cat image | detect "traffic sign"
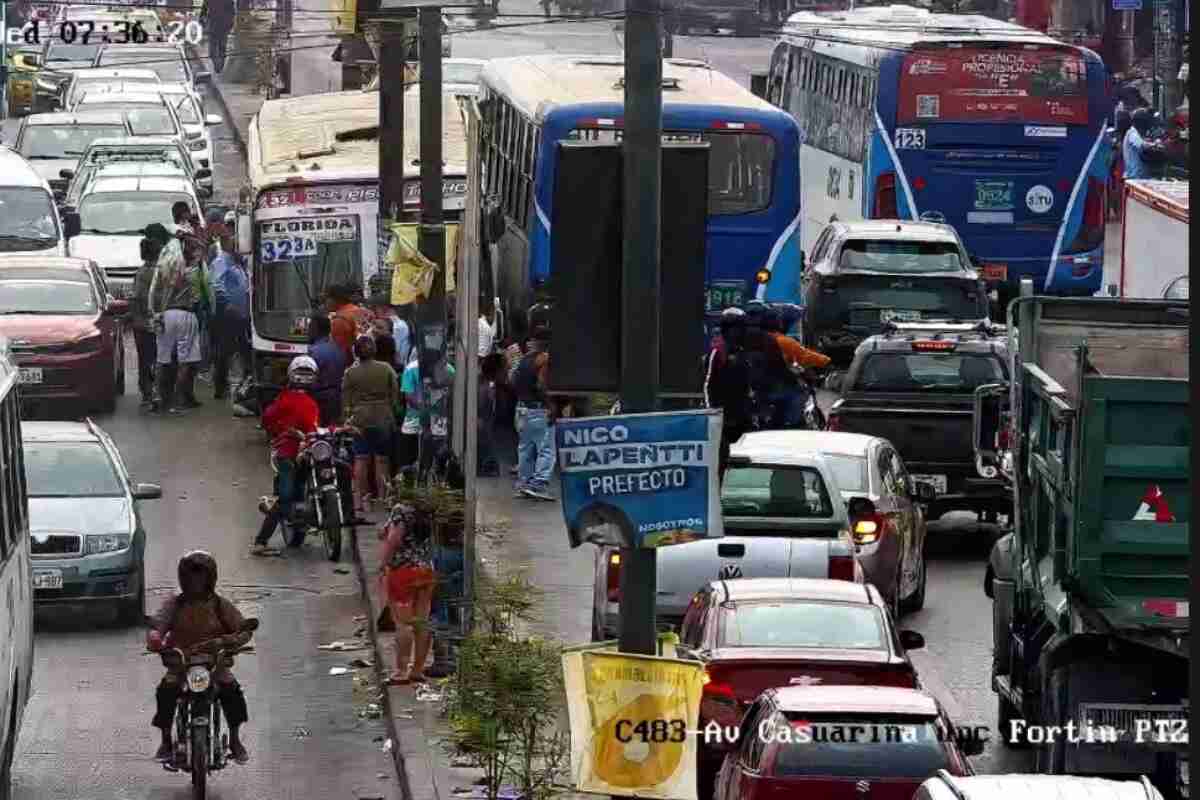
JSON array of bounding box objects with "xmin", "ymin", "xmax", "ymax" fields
[{"xmin": 1113, "ymin": 0, "xmax": 1143, "ymax": 9}]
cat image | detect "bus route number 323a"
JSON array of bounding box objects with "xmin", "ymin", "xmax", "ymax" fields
[{"xmin": 261, "ymin": 237, "xmax": 318, "ymax": 262}]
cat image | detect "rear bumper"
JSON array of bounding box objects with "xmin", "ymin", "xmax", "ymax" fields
[
  {"xmin": 908, "ymin": 465, "xmax": 1008, "ymax": 516},
  {"xmin": 990, "ymin": 243, "xmax": 1105, "ymax": 296},
  {"xmin": 13, "ymin": 349, "xmax": 115, "ymax": 404}
]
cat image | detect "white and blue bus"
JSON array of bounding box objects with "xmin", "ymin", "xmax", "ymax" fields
[
  {"xmin": 0, "ymin": 339, "xmax": 33, "ymax": 797},
  {"xmin": 766, "ymin": 5, "xmax": 1111, "ymax": 300},
  {"xmin": 476, "ymin": 54, "xmax": 803, "ymax": 328}
]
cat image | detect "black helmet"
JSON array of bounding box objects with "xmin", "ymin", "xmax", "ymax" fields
[
  {"xmin": 743, "ymin": 301, "xmax": 767, "ymax": 327},
  {"xmin": 761, "ymin": 306, "xmax": 784, "ymax": 332},
  {"xmin": 718, "ymin": 307, "xmax": 746, "ymax": 333},
  {"xmin": 1131, "ymin": 107, "xmax": 1155, "ymax": 134},
  {"xmin": 178, "ymin": 550, "xmax": 218, "ymax": 595},
  {"xmin": 528, "ymin": 302, "xmax": 552, "ymax": 332}
]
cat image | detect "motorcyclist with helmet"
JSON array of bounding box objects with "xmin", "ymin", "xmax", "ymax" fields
[
  {"xmin": 1124, "ymin": 107, "xmax": 1167, "ymax": 180},
  {"xmin": 147, "ymin": 551, "xmax": 254, "ymax": 764},
  {"xmin": 703, "ymin": 308, "xmax": 753, "ymax": 476},
  {"xmin": 761, "ymin": 305, "xmax": 830, "ymax": 427},
  {"xmin": 251, "ymin": 356, "xmax": 321, "ymax": 554}
]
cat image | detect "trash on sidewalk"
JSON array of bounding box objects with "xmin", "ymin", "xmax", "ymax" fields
[
  {"xmin": 451, "ymin": 785, "xmax": 523, "ymax": 799},
  {"xmin": 318, "ymin": 641, "xmax": 368, "ymax": 651},
  {"xmin": 415, "ymin": 684, "xmax": 443, "ymax": 702},
  {"xmin": 382, "ymin": 738, "xmax": 393, "ymax": 753},
  {"xmin": 449, "ymin": 754, "xmax": 474, "ymax": 767},
  {"xmin": 353, "ymin": 615, "xmax": 367, "ymax": 622},
  {"xmin": 348, "ymin": 657, "xmax": 374, "ymax": 668},
  {"xmin": 329, "ymin": 667, "xmax": 351, "ymax": 676},
  {"xmin": 292, "ymin": 727, "xmax": 311, "ymax": 738},
  {"xmin": 359, "ymin": 703, "xmax": 383, "ymax": 719}
]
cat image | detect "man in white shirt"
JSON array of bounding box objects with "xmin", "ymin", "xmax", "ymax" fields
[{"xmin": 478, "ymin": 309, "xmax": 495, "ymax": 358}]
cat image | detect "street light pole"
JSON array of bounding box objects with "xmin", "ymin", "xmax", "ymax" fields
[{"xmin": 617, "ymin": 0, "xmax": 663, "ymax": 658}]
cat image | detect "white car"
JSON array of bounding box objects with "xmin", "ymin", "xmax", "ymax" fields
[
  {"xmin": 72, "ymin": 88, "xmax": 188, "ymax": 148},
  {"xmin": 155, "ymin": 83, "xmax": 222, "ymax": 169},
  {"xmin": 365, "ymin": 58, "xmax": 486, "ymax": 97},
  {"xmin": 60, "ymin": 68, "xmax": 162, "ymax": 111},
  {"xmin": 64, "ymin": 161, "xmax": 204, "ymax": 297},
  {"xmin": 93, "ymin": 43, "xmax": 209, "ymax": 92}
]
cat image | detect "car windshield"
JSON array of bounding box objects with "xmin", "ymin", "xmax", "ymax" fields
[
  {"xmin": 0, "ymin": 280, "xmax": 96, "ymax": 314},
  {"xmin": 721, "ymin": 466, "xmax": 834, "ymax": 517},
  {"xmin": 854, "ymin": 353, "xmax": 1004, "ymax": 393},
  {"xmin": 719, "ymin": 602, "xmax": 885, "ymax": 648},
  {"xmin": 0, "ymin": 187, "xmax": 60, "ymax": 248},
  {"xmin": 125, "ymin": 107, "xmax": 177, "ymax": 136},
  {"xmin": 166, "ymin": 93, "xmax": 201, "ymax": 124},
  {"xmin": 97, "ymin": 50, "xmax": 188, "ymax": 82},
  {"xmin": 79, "ymin": 190, "xmax": 193, "ymax": 235},
  {"xmin": 24, "ymin": 442, "xmax": 124, "ymax": 497},
  {"xmin": 839, "ymin": 240, "xmax": 966, "ymax": 273},
  {"xmin": 20, "ymin": 124, "xmax": 126, "ymax": 159},
  {"xmin": 45, "ymin": 41, "xmax": 102, "ymax": 62},
  {"xmin": 771, "ymin": 714, "xmax": 951, "ymax": 778},
  {"xmin": 444, "ymin": 62, "xmax": 483, "ymax": 84},
  {"xmin": 822, "ymin": 454, "xmax": 867, "ymax": 493}
]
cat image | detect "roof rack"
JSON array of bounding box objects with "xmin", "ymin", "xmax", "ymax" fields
[{"xmin": 880, "ymin": 318, "xmax": 1005, "ymax": 339}]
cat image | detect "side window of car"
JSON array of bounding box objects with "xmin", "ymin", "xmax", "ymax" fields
[
  {"xmin": 738, "ymin": 702, "xmax": 768, "ymax": 769},
  {"xmin": 878, "ymin": 448, "xmax": 899, "ymax": 497},
  {"xmin": 890, "ymin": 451, "xmax": 911, "ymax": 496},
  {"xmin": 679, "ymin": 590, "xmax": 708, "ymax": 648}
]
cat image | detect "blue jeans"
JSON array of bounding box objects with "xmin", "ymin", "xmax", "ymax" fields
[
  {"xmin": 767, "ymin": 388, "xmax": 807, "ymax": 428},
  {"xmin": 515, "ymin": 404, "xmax": 555, "ymax": 490},
  {"xmin": 256, "ymin": 458, "xmax": 304, "ymax": 546}
]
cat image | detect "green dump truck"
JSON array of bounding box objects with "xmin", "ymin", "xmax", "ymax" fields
[{"xmin": 975, "ymin": 284, "xmax": 1189, "ymax": 799}]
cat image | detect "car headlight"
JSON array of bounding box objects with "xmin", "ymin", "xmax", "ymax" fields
[
  {"xmin": 187, "ymin": 666, "xmax": 211, "ymax": 693},
  {"xmin": 309, "ymin": 440, "xmax": 333, "ymax": 462},
  {"xmin": 189, "ymin": 139, "xmax": 206, "ymax": 151},
  {"xmin": 85, "ymin": 533, "xmax": 130, "ymax": 555}
]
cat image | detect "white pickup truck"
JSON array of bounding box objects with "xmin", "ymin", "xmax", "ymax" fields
[
  {"xmin": 1114, "ymin": 179, "xmax": 1189, "ymax": 299},
  {"xmin": 590, "ymin": 446, "xmax": 861, "ymax": 641}
]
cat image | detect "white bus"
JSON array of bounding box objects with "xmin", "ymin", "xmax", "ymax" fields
[
  {"xmin": 0, "ymin": 338, "xmax": 34, "ymax": 797},
  {"xmin": 235, "ymin": 88, "xmax": 468, "ymax": 407}
]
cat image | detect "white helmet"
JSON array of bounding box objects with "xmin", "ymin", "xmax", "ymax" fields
[{"xmin": 287, "ymin": 355, "xmax": 318, "ymax": 387}]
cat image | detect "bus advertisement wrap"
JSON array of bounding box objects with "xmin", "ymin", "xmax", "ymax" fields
[
  {"xmin": 555, "ymin": 410, "xmax": 724, "ymax": 549},
  {"xmin": 562, "ymin": 649, "xmax": 704, "ymax": 800},
  {"xmin": 898, "ymin": 49, "xmax": 1088, "ymax": 125}
]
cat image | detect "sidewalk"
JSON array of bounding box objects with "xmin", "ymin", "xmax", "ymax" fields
[{"xmin": 352, "ymin": 428, "xmax": 591, "ymax": 800}]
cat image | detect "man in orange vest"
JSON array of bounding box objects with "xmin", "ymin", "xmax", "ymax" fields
[{"xmin": 324, "ymin": 283, "xmax": 368, "ymax": 358}]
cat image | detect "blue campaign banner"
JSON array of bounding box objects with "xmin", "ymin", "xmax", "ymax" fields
[{"xmin": 556, "ymin": 410, "xmax": 725, "ymax": 549}]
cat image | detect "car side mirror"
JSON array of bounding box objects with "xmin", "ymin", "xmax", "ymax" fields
[
  {"xmin": 132, "ymin": 482, "xmax": 162, "ymax": 500},
  {"xmin": 972, "ymin": 383, "xmax": 1008, "ymax": 475},
  {"xmin": 59, "ymin": 168, "xmax": 75, "ymax": 181},
  {"xmin": 899, "ymin": 630, "xmax": 925, "ymax": 651},
  {"xmin": 194, "ymin": 168, "xmax": 212, "ymax": 181},
  {"xmin": 798, "ymin": 249, "xmax": 806, "ymax": 272},
  {"xmin": 53, "ymin": 190, "xmax": 66, "ymax": 204},
  {"xmin": 62, "ymin": 211, "xmax": 81, "ymax": 239},
  {"xmin": 205, "ymin": 113, "xmax": 222, "ymax": 126},
  {"xmin": 912, "ymin": 481, "xmax": 937, "ymax": 503},
  {"xmin": 194, "ymin": 71, "xmax": 212, "ymax": 84},
  {"xmin": 240, "ymin": 617, "xmax": 260, "ymax": 632},
  {"xmin": 104, "ymin": 298, "xmax": 130, "ymax": 316}
]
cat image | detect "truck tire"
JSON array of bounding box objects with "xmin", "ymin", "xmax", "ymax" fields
[{"xmin": 1035, "ymin": 666, "xmax": 1068, "ymax": 773}]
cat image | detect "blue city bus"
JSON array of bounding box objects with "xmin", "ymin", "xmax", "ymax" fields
[
  {"xmin": 475, "ymin": 54, "xmax": 803, "ymax": 331},
  {"xmin": 765, "ymin": 5, "xmax": 1112, "ymax": 300}
]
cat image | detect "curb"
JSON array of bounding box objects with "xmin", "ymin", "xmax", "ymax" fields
[
  {"xmin": 350, "ymin": 522, "xmax": 416, "ymax": 800},
  {"xmin": 187, "ymin": 44, "xmax": 249, "ymax": 159}
]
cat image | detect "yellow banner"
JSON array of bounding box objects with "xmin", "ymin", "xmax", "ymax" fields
[
  {"xmin": 562, "ymin": 650, "xmax": 703, "ymax": 800},
  {"xmin": 387, "ymin": 222, "xmax": 458, "ymax": 306}
]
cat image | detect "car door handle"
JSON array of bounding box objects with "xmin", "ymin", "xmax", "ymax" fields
[{"xmin": 717, "ymin": 543, "xmax": 745, "ymax": 558}]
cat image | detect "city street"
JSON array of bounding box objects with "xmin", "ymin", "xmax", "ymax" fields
[{"xmin": 1, "ymin": 3, "xmax": 1156, "ymax": 792}]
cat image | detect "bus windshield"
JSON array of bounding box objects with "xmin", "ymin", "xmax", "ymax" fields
[
  {"xmin": 253, "ymin": 215, "xmax": 362, "ymax": 340},
  {"xmin": 568, "ymin": 128, "xmax": 775, "ymax": 215},
  {"xmin": 898, "ymin": 47, "xmax": 1088, "ymax": 125}
]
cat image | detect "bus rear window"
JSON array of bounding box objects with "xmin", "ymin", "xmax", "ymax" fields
[
  {"xmin": 898, "ymin": 48, "xmax": 1088, "ymax": 125},
  {"xmin": 569, "ymin": 128, "xmax": 774, "ymax": 215}
]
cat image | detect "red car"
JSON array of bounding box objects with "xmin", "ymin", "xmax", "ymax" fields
[
  {"xmin": 714, "ymin": 685, "xmax": 978, "ymax": 800},
  {"xmin": 679, "ymin": 578, "xmax": 926, "ymax": 799},
  {"xmin": 0, "ymin": 256, "xmax": 127, "ymax": 412}
]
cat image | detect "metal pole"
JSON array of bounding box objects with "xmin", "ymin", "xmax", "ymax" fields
[
  {"xmin": 378, "ymin": 18, "xmax": 409, "ymax": 221},
  {"xmin": 415, "ymin": 6, "xmax": 446, "ymax": 476},
  {"xmin": 2, "ymin": 0, "xmax": 8, "ymax": 123},
  {"xmin": 617, "ymin": 0, "xmax": 663, "ymax": 658},
  {"xmin": 1116, "ymin": 9, "xmax": 1136, "ymax": 74}
]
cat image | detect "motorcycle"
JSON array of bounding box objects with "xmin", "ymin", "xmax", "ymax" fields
[
  {"xmin": 267, "ymin": 427, "xmax": 357, "ymax": 561},
  {"xmin": 151, "ymin": 617, "xmax": 259, "ymax": 800}
]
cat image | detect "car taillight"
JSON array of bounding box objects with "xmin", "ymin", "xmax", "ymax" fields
[
  {"xmin": 997, "ymin": 425, "xmax": 1012, "ymax": 451},
  {"xmin": 605, "ymin": 551, "xmax": 621, "ymax": 602},
  {"xmin": 874, "ymin": 172, "xmax": 898, "ymax": 218},
  {"xmin": 851, "ymin": 513, "xmax": 887, "ymax": 546},
  {"xmin": 700, "ymin": 670, "xmax": 740, "ymax": 728},
  {"xmin": 828, "ymin": 555, "xmax": 855, "ymax": 581},
  {"xmin": 826, "ymin": 414, "xmax": 841, "ymax": 431},
  {"xmin": 1067, "ymin": 176, "xmax": 1105, "ymax": 253}
]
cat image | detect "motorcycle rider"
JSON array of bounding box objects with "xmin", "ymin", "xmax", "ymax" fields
[
  {"xmin": 761, "ymin": 306, "xmax": 830, "ymax": 428},
  {"xmin": 703, "ymin": 308, "xmax": 753, "ymax": 476},
  {"xmin": 251, "ymin": 357, "xmax": 321, "ymax": 554},
  {"xmin": 147, "ymin": 551, "xmax": 253, "ymax": 764},
  {"xmin": 741, "ymin": 302, "xmax": 801, "ymax": 428},
  {"xmin": 1123, "ymin": 107, "xmax": 1166, "ymax": 180}
]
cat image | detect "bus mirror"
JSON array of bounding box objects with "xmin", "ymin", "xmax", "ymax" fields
[
  {"xmin": 236, "ymin": 213, "xmax": 252, "ymax": 255},
  {"xmin": 750, "ymin": 71, "xmax": 768, "ymax": 99},
  {"xmin": 798, "ymin": 250, "xmax": 806, "ymax": 271}
]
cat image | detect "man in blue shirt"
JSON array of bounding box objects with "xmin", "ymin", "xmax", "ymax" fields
[
  {"xmin": 308, "ymin": 314, "xmax": 348, "ymax": 426},
  {"xmin": 208, "ymin": 225, "xmax": 251, "ymax": 400},
  {"xmin": 1123, "ymin": 108, "xmax": 1163, "ymax": 180}
]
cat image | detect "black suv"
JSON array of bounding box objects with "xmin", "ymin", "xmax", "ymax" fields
[{"xmin": 825, "ymin": 321, "xmax": 1009, "ymax": 522}]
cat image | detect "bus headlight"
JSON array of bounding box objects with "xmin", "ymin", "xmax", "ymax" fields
[{"xmin": 755, "ymin": 268, "xmax": 771, "ymax": 284}]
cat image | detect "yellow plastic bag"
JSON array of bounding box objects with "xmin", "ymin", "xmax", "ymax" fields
[{"xmin": 387, "ymin": 223, "xmax": 460, "ymax": 306}]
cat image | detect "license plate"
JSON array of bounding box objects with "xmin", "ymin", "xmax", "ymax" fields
[
  {"xmin": 980, "ymin": 263, "xmax": 1008, "ymax": 282},
  {"xmin": 18, "ymin": 368, "xmax": 43, "ymax": 384},
  {"xmin": 706, "ymin": 282, "xmax": 745, "ymax": 312},
  {"xmin": 880, "ymin": 309, "xmax": 921, "ymax": 323},
  {"xmin": 911, "ymin": 474, "xmax": 947, "ymax": 494},
  {"xmin": 33, "ymin": 569, "xmax": 62, "ymax": 590}
]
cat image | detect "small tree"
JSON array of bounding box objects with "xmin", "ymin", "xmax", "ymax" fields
[{"xmin": 443, "ymin": 573, "xmax": 568, "ymax": 800}]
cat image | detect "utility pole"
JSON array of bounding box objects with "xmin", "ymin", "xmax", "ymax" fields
[
  {"xmin": 617, "ymin": 0, "xmax": 663, "ymax": 657},
  {"xmin": 1, "ymin": 0, "xmax": 8, "ymax": 123},
  {"xmin": 378, "ymin": 17, "xmax": 410, "ymax": 221},
  {"xmin": 415, "ymin": 5, "xmax": 447, "ymax": 476}
]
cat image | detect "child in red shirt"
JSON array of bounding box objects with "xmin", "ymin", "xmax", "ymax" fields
[{"xmin": 253, "ymin": 357, "xmax": 320, "ymax": 553}]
